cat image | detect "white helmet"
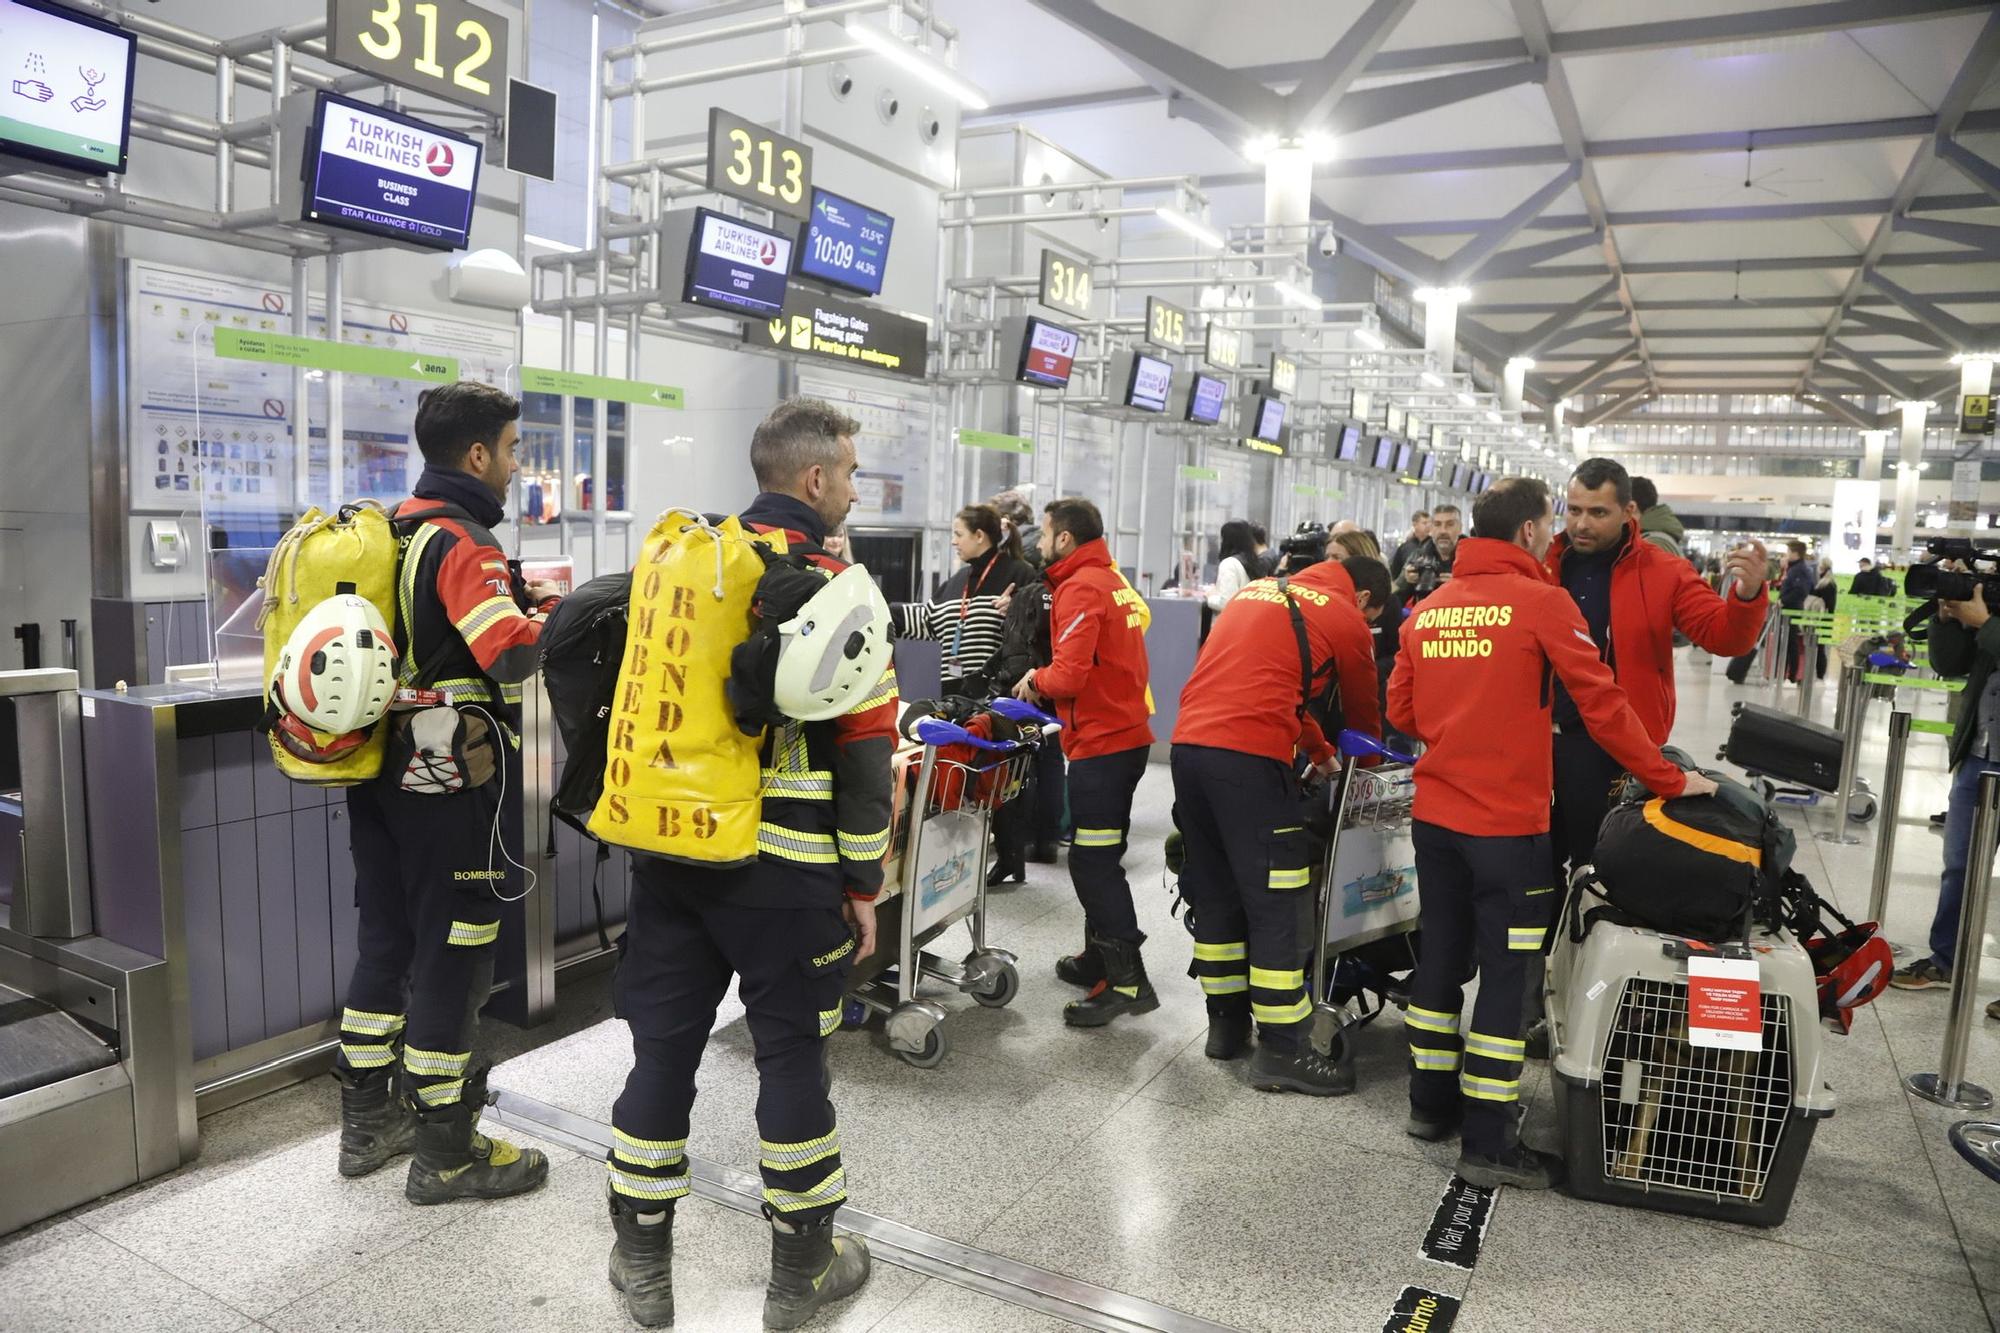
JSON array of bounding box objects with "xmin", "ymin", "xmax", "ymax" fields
[
  {"xmin": 271, "ymin": 594, "xmax": 399, "ymax": 738},
  {"xmin": 773, "ymin": 564, "xmax": 893, "ymax": 722}
]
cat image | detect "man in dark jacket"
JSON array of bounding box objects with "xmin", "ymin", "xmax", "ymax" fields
[
  {"xmin": 1390, "ymin": 510, "xmax": 1431, "ymax": 583},
  {"xmin": 1778, "ymin": 541, "xmax": 1816, "ymax": 681},
  {"xmin": 1851, "ymin": 559, "xmax": 1894, "ymax": 598},
  {"xmin": 1891, "ymin": 583, "xmax": 2000, "ymax": 1022}
]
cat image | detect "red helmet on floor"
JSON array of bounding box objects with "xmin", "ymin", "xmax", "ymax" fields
[{"xmin": 1808, "ymin": 923, "xmax": 1892, "ymax": 1034}]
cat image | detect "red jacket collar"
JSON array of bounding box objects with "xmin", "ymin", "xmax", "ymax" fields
[
  {"xmin": 1545, "ymin": 517, "xmax": 1639, "ymax": 575},
  {"xmin": 1453, "ymin": 537, "xmax": 1556, "ymax": 584},
  {"xmin": 1290, "ymin": 558, "xmax": 1357, "ymax": 601},
  {"xmin": 1046, "ymin": 537, "xmax": 1113, "ymax": 587}
]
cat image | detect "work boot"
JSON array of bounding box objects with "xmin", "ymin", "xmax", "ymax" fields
[
  {"xmin": 763, "ymin": 1212, "xmax": 870, "ymax": 1331},
  {"xmin": 1054, "ymin": 935, "xmax": 1105, "ymax": 989},
  {"xmin": 987, "ymin": 855, "xmax": 1026, "ymax": 887},
  {"xmin": 1249, "ymin": 1040, "xmax": 1354, "ymax": 1096},
  {"xmin": 404, "ymin": 1068, "xmax": 550, "ymax": 1205},
  {"xmin": 1027, "ymin": 841, "xmax": 1060, "ymax": 864},
  {"xmin": 607, "ymin": 1194, "xmax": 675, "ymax": 1328},
  {"xmin": 1456, "ymin": 1143, "xmax": 1563, "ymax": 1191},
  {"xmin": 1204, "ymin": 1000, "xmax": 1252, "ymax": 1060},
  {"xmin": 1063, "ymin": 936, "xmax": 1159, "ymax": 1027},
  {"xmin": 1406, "ymin": 1110, "xmax": 1462, "ymax": 1143},
  {"xmin": 1524, "ymin": 1020, "xmax": 1551, "ymax": 1061},
  {"xmin": 333, "ymin": 1063, "xmax": 417, "ymax": 1178}
]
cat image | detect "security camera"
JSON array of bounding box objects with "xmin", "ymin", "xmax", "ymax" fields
[{"xmin": 1317, "ymin": 228, "xmax": 1339, "ymax": 258}]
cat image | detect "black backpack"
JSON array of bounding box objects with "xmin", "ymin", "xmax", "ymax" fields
[
  {"xmin": 1585, "ymin": 767, "xmax": 1797, "ymax": 942},
  {"xmin": 537, "ymin": 571, "xmax": 632, "ymax": 835}
]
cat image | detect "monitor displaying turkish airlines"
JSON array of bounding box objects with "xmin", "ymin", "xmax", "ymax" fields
[
  {"xmin": 1185, "ymin": 373, "xmax": 1227, "ymax": 424},
  {"xmin": 1371, "ymin": 436, "xmax": 1396, "ymax": 469},
  {"xmin": 1252, "ymin": 396, "xmax": 1287, "ymax": 443},
  {"xmin": 1125, "ymin": 354, "xmax": 1174, "ymax": 413},
  {"xmin": 1394, "ymin": 441, "xmax": 1414, "ymax": 473},
  {"xmin": 1336, "ymin": 423, "xmax": 1361, "ymax": 462},
  {"xmin": 302, "ymin": 93, "xmax": 482, "ymax": 251},
  {"xmin": 682, "ymin": 207, "xmax": 793, "ymax": 317},
  {"xmin": 1016, "ymin": 317, "xmax": 1081, "ymax": 388}
]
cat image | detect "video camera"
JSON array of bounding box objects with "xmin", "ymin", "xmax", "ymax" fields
[
  {"xmin": 1276, "ymin": 522, "xmax": 1329, "ymax": 573},
  {"xmin": 1904, "ymin": 538, "xmax": 2000, "ymax": 634}
]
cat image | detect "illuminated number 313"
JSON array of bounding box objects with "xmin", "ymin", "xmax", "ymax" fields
[{"xmin": 725, "ymin": 128, "xmax": 806, "ymax": 205}]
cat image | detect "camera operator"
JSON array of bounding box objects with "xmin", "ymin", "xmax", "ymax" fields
[
  {"xmin": 1397, "ymin": 503, "xmax": 1461, "ymax": 603},
  {"xmin": 1274, "ymin": 522, "xmax": 1332, "ymax": 576},
  {"xmin": 1891, "ymin": 569, "xmax": 2000, "ymax": 1020}
]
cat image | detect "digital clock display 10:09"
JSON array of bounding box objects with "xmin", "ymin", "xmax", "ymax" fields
[{"xmin": 795, "ymin": 187, "xmax": 895, "ymax": 297}]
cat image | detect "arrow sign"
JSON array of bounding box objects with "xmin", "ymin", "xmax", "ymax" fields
[
  {"xmin": 518, "ymin": 367, "xmax": 686, "ymax": 409},
  {"xmin": 213, "ymin": 327, "xmax": 458, "ymax": 381}
]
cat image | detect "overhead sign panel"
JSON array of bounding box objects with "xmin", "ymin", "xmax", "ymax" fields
[
  {"xmin": 302, "ymin": 93, "xmax": 482, "ymax": 251},
  {"xmin": 519, "ymin": 367, "xmax": 684, "ymax": 408},
  {"xmin": 746, "ymin": 288, "xmax": 929, "ymax": 380},
  {"xmin": 1203, "ymin": 322, "xmax": 1241, "ymax": 371},
  {"xmin": 326, "ymin": 0, "xmax": 509, "ymax": 116},
  {"xmin": 214, "ymin": 327, "xmax": 458, "ymax": 381},
  {"xmin": 1038, "ymin": 248, "xmax": 1094, "ymax": 320},
  {"xmin": 796, "ymin": 187, "xmax": 894, "ymax": 296},
  {"xmin": 1145, "ymin": 297, "xmax": 1188, "ymax": 351},
  {"xmin": 706, "ymin": 106, "xmax": 812, "ymax": 219},
  {"xmin": 683, "ymin": 207, "xmax": 793, "ymax": 318},
  {"xmin": 0, "ymin": 0, "xmax": 137, "ymax": 175}
]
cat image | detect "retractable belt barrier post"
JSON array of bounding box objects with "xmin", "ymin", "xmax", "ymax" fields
[
  {"xmin": 1906, "ymin": 769, "xmax": 2000, "ymax": 1112},
  {"xmin": 1819, "ymin": 660, "xmax": 1867, "ymax": 845},
  {"xmin": 1866, "ymin": 709, "xmax": 1914, "ymax": 958},
  {"xmin": 1796, "ymin": 620, "xmax": 1818, "ymax": 719}
]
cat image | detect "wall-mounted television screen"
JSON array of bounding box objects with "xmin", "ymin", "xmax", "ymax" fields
[
  {"xmin": 1336, "ymin": 423, "xmax": 1362, "ymax": 462},
  {"xmin": 302, "ymin": 93, "xmax": 482, "ymax": 251},
  {"xmin": 1124, "ymin": 353, "xmax": 1174, "ymax": 413},
  {"xmin": 1017, "ymin": 317, "xmax": 1081, "ymax": 388},
  {"xmin": 1252, "ymin": 396, "xmax": 1287, "ymax": 443},
  {"xmin": 1449, "ymin": 462, "xmax": 1470, "ymax": 489},
  {"xmin": 1394, "ymin": 441, "xmax": 1414, "ymax": 473},
  {"xmin": 795, "ymin": 186, "xmax": 894, "ymax": 296},
  {"xmin": 1371, "ymin": 436, "xmax": 1396, "ymax": 470},
  {"xmin": 0, "ymin": 0, "xmax": 136, "ymax": 175},
  {"xmin": 1185, "ymin": 373, "xmax": 1228, "ymax": 424},
  {"xmin": 1420, "ymin": 453, "xmax": 1439, "ymax": 481},
  {"xmin": 682, "ymin": 207, "xmax": 793, "ymax": 317}
]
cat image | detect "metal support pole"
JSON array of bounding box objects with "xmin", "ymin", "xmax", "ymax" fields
[
  {"xmin": 1907, "ymin": 770, "xmax": 2000, "ymax": 1110},
  {"xmin": 1795, "ymin": 623, "xmax": 1817, "ymax": 719},
  {"xmin": 289, "ymin": 256, "xmax": 309, "ymax": 510},
  {"xmin": 1868, "ymin": 710, "xmax": 1913, "ymax": 957},
  {"xmin": 1819, "ymin": 662, "xmax": 1867, "ymax": 844},
  {"xmin": 325, "ymin": 253, "xmax": 345, "ymax": 507},
  {"xmin": 559, "ymin": 307, "xmax": 575, "ymax": 556}
]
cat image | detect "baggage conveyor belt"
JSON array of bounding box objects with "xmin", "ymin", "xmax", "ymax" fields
[{"xmin": 0, "ymin": 981, "xmax": 117, "ymax": 1099}]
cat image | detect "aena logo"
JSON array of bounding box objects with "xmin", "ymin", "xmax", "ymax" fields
[{"xmin": 425, "ymin": 143, "xmax": 454, "ymax": 177}]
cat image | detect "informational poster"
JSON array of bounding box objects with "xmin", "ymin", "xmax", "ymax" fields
[
  {"xmin": 1949, "ymin": 457, "xmax": 1983, "ymax": 530},
  {"xmin": 797, "ymin": 372, "xmax": 931, "ymax": 526},
  {"xmin": 1828, "ymin": 478, "xmax": 1880, "ymax": 574},
  {"xmin": 128, "ymin": 260, "xmax": 517, "ymax": 516},
  {"xmin": 1326, "ymin": 825, "xmax": 1419, "ymax": 952},
  {"xmin": 910, "ymin": 807, "xmax": 982, "ymax": 936},
  {"xmin": 0, "ymin": 0, "xmax": 133, "ymax": 172}
]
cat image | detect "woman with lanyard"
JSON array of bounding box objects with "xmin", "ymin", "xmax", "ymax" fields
[{"xmin": 891, "ymin": 503, "xmax": 1037, "ymax": 698}]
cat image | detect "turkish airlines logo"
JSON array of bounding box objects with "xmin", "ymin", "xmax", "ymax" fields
[
  {"xmin": 426, "ymin": 143, "xmax": 454, "ymax": 177},
  {"xmin": 758, "ymin": 240, "xmax": 778, "ymax": 267}
]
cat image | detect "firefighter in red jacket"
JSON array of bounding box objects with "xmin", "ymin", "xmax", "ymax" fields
[
  {"xmin": 1014, "ymin": 497, "xmax": 1158, "ymax": 1026},
  {"xmin": 1172, "ymin": 552, "xmax": 1389, "ymax": 1095},
  {"xmin": 1387, "ymin": 477, "xmax": 1717, "ymax": 1190},
  {"xmin": 333, "ymin": 382, "xmax": 561, "ymax": 1203}
]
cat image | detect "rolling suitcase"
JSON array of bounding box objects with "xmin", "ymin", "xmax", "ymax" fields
[{"xmin": 1724, "ymin": 702, "xmax": 1842, "ymax": 793}]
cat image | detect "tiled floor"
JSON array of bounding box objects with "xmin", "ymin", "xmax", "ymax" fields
[{"xmin": 4, "ymin": 652, "xmax": 1998, "ymax": 1332}]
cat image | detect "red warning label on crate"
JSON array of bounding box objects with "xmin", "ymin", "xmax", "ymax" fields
[{"xmin": 1687, "ymin": 955, "xmax": 1762, "ymax": 1052}]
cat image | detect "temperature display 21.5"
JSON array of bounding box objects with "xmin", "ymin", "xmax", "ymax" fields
[{"xmin": 796, "ymin": 187, "xmax": 895, "ymax": 297}]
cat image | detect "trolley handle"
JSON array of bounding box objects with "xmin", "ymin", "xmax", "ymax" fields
[
  {"xmin": 1338, "ymin": 728, "xmax": 1416, "ymax": 766},
  {"xmin": 987, "ymin": 697, "xmax": 1062, "ymax": 729},
  {"xmin": 912, "ymin": 717, "xmax": 1024, "ymax": 753}
]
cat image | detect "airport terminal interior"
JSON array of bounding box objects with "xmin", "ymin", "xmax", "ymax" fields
[{"xmin": 4, "ymin": 0, "xmax": 2000, "ymax": 1330}]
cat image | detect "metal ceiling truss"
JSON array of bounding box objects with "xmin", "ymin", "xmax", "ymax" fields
[
  {"xmin": 1370, "ymin": 192, "xmax": 1996, "ymax": 236},
  {"xmin": 1472, "ymin": 292, "xmax": 2000, "ymax": 315},
  {"xmin": 1936, "ymin": 136, "xmax": 2000, "ymax": 206},
  {"xmin": 978, "ymin": 1, "xmax": 1993, "ymax": 123},
  {"xmin": 1891, "ymin": 216, "xmax": 2000, "ymax": 257},
  {"xmin": 1574, "ymin": 386, "xmax": 1654, "ymax": 428},
  {"xmin": 1796, "ymin": 6, "xmax": 2000, "ymax": 392}
]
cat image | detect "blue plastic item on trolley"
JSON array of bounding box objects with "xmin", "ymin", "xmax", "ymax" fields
[
  {"xmin": 1867, "ymin": 650, "xmax": 1905, "ymax": 670},
  {"xmin": 1338, "ymin": 728, "xmax": 1416, "ymax": 765},
  {"xmin": 987, "ymin": 697, "xmax": 1062, "ymax": 728},
  {"xmin": 911, "ymin": 717, "xmax": 1024, "ymax": 752}
]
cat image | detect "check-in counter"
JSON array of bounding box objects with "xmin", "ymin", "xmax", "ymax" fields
[
  {"xmin": 76, "ymin": 680, "xmax": 581, "ymax": 1113},
  {"xmin": 1145, "ymin": 596, "xmax": 1204, "ymax": 753}
]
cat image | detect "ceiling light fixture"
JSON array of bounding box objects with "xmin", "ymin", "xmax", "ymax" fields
[
  {"xmin": 1421, "ymin": 371, "xmax": 1444, "ymax": 388},
  {"xmin": 1154, "ymin": 207, "xmax": 1226, "ymax": 251},
  {"xmin": 844, "ymin": 20, "xmax": 990, "ymax": 109},
  {"xmin": 1413, "ymin": 286, "xmax": 1472, "ymax": 305},
  {"xmin": 1950, "ymin": 352, "xmax": 2000, "ymax": 365},
  {"xmin": 1455, "ymin": 391, "xmax": 1475, "ymax": 406}
]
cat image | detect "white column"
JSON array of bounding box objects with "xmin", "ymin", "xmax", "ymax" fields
[
  {"xmin": 1890, "ymin": 400, "xmax": 1930, "ymax": 557},
  {"xmin": 1859, "ymin": 429, "xmax": 1888, "ymax": 482},
  {"xmin": 1416, "ymin": 287, "xmax": 1466, "ymax": 374},
  {"xmin": 1571, "ymin": 424, "xmax": 1595, "ymax": 456},
  {"xmin": 1263, "ymin": 143, "xmax": 1313, "ymax": 233},
  {"xmin": 1503, "ymin": 357, "xmax": 1532, "ymax": 413}
]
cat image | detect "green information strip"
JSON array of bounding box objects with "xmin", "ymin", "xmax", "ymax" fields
[
  {"xmin": 1910, "ymin": 718, "xmax": 1956, "ymax": 736},
  {"xmin": 1293, "ymin": 484, "xmax": 1318, "ymax": 497},
  {"xmin": 520, "ymin": 367, "xmax": 684, "ymax": 408},
  {"xmin": 213, "ymin": 327, "xmax": 457, "ymax": 381},
  {"xmin": 1865, "ymin": 673, "xmax": 1964, "ymax": 692},
  {"xmin": 1179, "ymin": 465, "xmax": 1219, "ymax": 482},
  {"xmin": 957, "ymin": 429, "xmax": 1032, "ymax": 454}
]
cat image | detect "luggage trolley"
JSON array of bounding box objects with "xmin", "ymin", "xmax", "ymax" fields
[
  {"xmin": 845, "ymin": 698, "xmax": 1055, "ymax": 1068},
  {"xmin": 1307, "ymin": 730, "xmax": 1421, "ymax": 1057}
]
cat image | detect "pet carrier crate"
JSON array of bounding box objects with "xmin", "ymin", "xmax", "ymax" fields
[{"xmin": 1547, "ymin": 914, "xmax": 1835, "ymax": 1227}]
